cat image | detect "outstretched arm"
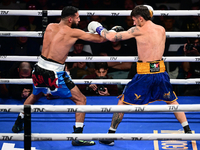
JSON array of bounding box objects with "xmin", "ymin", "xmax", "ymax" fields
[
  {"xmin": 72, "ymin": 28, "xmax": 107, "ymax": 43},
  {"xmin": 88, "ymin": 21, "xmax": 140, "ymax": 42}
]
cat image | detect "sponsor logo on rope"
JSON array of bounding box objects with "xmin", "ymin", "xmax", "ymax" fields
[
  {"xmin": 33, "ymin": 108, "xmax": 45, "ymax": 112},
  {"xmin": 0, "ymin": 80, "xmax": 9, "ymax": 83},
  {"xmin": 33, "ymin": 137, "xmax": 52, "ymax": 141},
  {"xmin": 0, "ymin": 11, "xmax": 9, "ymax": 15},
  {"xmin": 85, "ymin": 56, "xmax": 93, "ymax": 60},
  {"xmin": 135, "ymin": 107, "xmax": 145, "ymax": 112},
  {"xmin": 110, "ymin": 57, "xmax": 117, "ymax": 60},
  {"xmin": 0, "ymin": 108, "xmax": 11, "ymax": 112},
  {"xmin": 1, "ymin": 136, "xmax": 13, "ymax": 140},
  {"xmin": 87, "ymin": 12, "xmax": 95, "ymax": 16},
  {"xmin": 168, "ymin": 105, "xmax": 178, "ymax": 111},
  {"xmin": 0, "ymin": 33, "xmax": 10, "ymax": 36},
  {"xmin": 134, "ymin": 57, "xmax": 138, "ymax": 61},
  {"xmin": 196, "ymin": 82, "xmax": 200, "ymax": 84},
  {"xmin": 101, "ymin": 107, "xmax": 111, "ymax": 112},
  {"xmin": 38, "ymin": 33, "xmax": 43, "ymax": 37},
  {"xmin": 166, "ymin": 35, "xmax": 170, "ymax": 38},
  {"xmin": 67, "ymin": 108, "xmax": 77, "ymax": 112},
  {"xmin": 84, "ymin": 81, "xmax": 92, "ymax": 84},
  {"xmin": 195, "ymin": 58, "xmax": 200, "ymax": 61},
  {"xmin": 160, "ymin": 13, "xmax": 169, "ymax": 16},
  {"xmin": 66, "ymin": 137, "xmax": 78, "ymax": 140},
  {"xmin": 131, "ymin": 137, "xmax": 142, "ymax": 140},
  {"xmin": 38, "ymin": 12, "xmax": 42, "ymax": 16},
  {"xmin": 111, "ymin": 13, "xmax": 120, "ymax": 16},
  {"xmin": 0, "ymin": 55, "xmax": 7, "ymax": 58}
]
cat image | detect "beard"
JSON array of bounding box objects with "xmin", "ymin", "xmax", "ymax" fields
[{"xmin": 71, "ymin": 21, "xmax": 78, "ymax": 28}]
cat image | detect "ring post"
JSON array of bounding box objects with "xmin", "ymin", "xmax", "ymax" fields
[
  {"xmin": 24, "ymin": 105, "xmax": 31, "ymax": 150},
  {"xmin": 42, "ymin": 10, "xmax": 48, "ymax": 36}
]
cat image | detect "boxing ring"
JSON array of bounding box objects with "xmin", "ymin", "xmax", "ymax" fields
[{"xmin": 0, "ymin": 9, "xmax": 200, "ymax": 150}]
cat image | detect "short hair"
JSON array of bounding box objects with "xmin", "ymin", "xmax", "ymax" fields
[
  {"xmin": 61, "ymin": 6, "xmax": 78, "ymax": 19},
  {"xmin": 75, "ymin": 39, "xmax": 85, "ymax": 45},
  {"xmin": 130, "ymin": 5, "xmax": 152, "ymax": 21},
  {"xmin": 94, "ymin": 62, "xmax": 108, "ymax": 70}
]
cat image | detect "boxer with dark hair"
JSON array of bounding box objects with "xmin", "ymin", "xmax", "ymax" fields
[
  {"xmin": 12, "ymin": 6, "xmax": 106, "ymax": 146},
  {"xmin": 87, "ymin": 5, "xmax": 192, "ymax": 146}
]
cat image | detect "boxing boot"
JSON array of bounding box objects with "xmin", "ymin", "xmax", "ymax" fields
[
  {"xmin": 99, "ymin": 129, "xmax": 115, "ymax": 146},
  {"xmin": 184, "ymin": 125, "xmax": 192, "ymax": 134},
  {"xmin": 71, "ymin": 126, "xmax": 95, "ymax": 146},
  {"xmin": 12, "ymin": 115, "xmax": 24, "ymax": 133}
]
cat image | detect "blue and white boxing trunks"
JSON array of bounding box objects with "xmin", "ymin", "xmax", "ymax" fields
[
  {"xmin": 120, "ymin": 60, "xmax": 178, "ymax": 105},
  {"xmin": 32, "ymin": 55, "xmax": 75, "ymax": 98}
]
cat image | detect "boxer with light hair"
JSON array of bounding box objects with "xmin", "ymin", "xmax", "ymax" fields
[{"xmin": 87, "ymin": 5, "xmax": 192, "ymax": 146}]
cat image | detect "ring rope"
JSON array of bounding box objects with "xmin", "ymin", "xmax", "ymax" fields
[
  {"xmin": 1, "ymin": 10, "xmax": 200, "ymax": 16},
  {"xmin": 0, "ymin": 56, "xmax": 200, "ymax": 62},
  {"xmin": 0, "ymin": 31, "xmax": 200, "ymax": 38},
  {"xmin": 0, "ymin": 78, "xmax": 200, "ymax": 85},
  {"xmin": 0, "ymin": 133, "xmax": 199, "ymax": 141},
  {"xmin": 0, "ymin": 104, "xmax": 200, "ymax": 113}
]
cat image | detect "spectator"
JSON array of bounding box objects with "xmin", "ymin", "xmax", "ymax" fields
[
  {"xmin": 14, "ymin": 26, "xmax": 41, "ymax": 56},
  {"xmin": 7, "ymin": 62, "xmax": 33, "ymax": 100},
  {"xmin": 0, "ymin": 0, "xmax": 20, "ymax": 31},
  {"xmin": 78, "ymin": 62, "xmax": 118, "ymax": 96},
  {"xmin": 70, "ymin": 62, "xmax": 94, "ymax": 79},
  {"xmin": 0, "ymin": 71, "xmax": 9, "ymax": 98},
  {"xmin": 181, "ymin": 2, "xmax": 200, "ymax": 31},
  {"xmin": 68, "ymin": 39, "xmax": 94, "ymax": 69},
  {"xmin": 99, "ymin": 40, "xmax": 135, "ymax": 93},
  {"xmin": 181, "ymin": 38, "xmax": 200, "ymax": 96}
]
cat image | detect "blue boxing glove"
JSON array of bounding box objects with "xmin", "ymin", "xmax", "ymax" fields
[{"xmin": 87, "ymin": 21, "xmax": 105, "ymax": 35}]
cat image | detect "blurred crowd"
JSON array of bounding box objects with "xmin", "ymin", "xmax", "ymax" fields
[{"xmin": 0, "ymin": 0, "xmax": 200, "ymax": 100}]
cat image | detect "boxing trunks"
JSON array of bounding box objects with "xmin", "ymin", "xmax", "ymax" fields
[
  {"xmin": 121, "ymin": 60, "xmax": 178, "ymax": 105},
  {"xmin": 32, "ymin": 55, "xmax": 75, "ymax": 98}
]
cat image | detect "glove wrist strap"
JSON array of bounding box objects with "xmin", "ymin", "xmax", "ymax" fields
[{"xmin": 96, "ymin": 26, "xmax": 105, "ymax": 35}]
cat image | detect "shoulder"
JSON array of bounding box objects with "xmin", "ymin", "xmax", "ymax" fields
[{"xmin": 46, "ymin": 23, "xmax": 58, "ymax": 31}]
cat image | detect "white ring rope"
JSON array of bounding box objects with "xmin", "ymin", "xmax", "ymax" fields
[
  {"xmin": 0, "ymin": 31, "xmax": 200, "ymax": 38},
  {"xmin": 0, "ymin": 104, "xmax": 200, "ymax": 113},
  {"xmin": 0, "ymin": 133, "xmax": 199, "ymax": 141},
  {"xmin": 1, "ymin": 10, "xmax": 200, "ymax": 16},
  {"xmin": 0, "ymin": 56, "xmax": 200, "ymax": 62},
  {"xmin": 0, "ymin": 78, "xmax": 200, "ymax": 85}
]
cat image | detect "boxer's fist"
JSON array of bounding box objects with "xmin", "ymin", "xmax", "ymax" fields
[
  {"xmin": 110, "ymin": 26, "xmax": 124, "ymax": 32},
  {"xmin": 87, "ymin": 21, "xmax": 105, "ymax": 35}
]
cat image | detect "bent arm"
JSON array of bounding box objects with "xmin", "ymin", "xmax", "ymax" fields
[{"xmin": 101, "ymin": 27, "xmax": 140, "ymax": 42}]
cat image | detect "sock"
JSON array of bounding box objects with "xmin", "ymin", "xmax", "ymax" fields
[
  {"xmin": 108, "ymin": 127, "xmax": 116, "ymax": 133},
  {"xmin": 181, "ymin": 121, "xmax": 188, "ymax": 127},
  {"xmin": 19, "ymin": 112, "xmax": 24, "ymax": 119},
  {"xmin": 75, "ymin": 122, "xmax": 84, "ymax": 128}
]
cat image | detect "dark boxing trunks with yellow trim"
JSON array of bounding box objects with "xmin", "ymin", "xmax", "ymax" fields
[{"xmin": 120, "ymin": 60, "xmax": 177, "ymax": 105}]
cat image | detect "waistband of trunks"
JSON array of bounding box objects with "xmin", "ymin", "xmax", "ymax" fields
[
  {"xmin": 37, "ymin": 55, "xmax": 65, "ymax": 72},
  {"xmin": 137, "ymin": 60, "xmax": 165, "ymax": 74}
]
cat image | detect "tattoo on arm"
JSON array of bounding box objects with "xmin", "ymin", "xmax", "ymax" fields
[
  {"xmin": 101, "ymin": 30, "xmax": 122, "ymax": 42},
  {"xmin": 128, "ymin": 27, "xmax": 139, "ymax": 34},
  {"xmin": 111, "ymin": 112, "xmax": 124, "ymax": 129}
]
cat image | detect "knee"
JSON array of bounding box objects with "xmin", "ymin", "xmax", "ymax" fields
[{"xmin": 76, "ymin": 95, "xmax": 86, "ymax": 105}]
